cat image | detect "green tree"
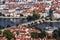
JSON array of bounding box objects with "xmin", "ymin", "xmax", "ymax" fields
[
  {"xmin": 0, "ymin": 31, "xmax": 2, "ymax": 34},
  {"xmin": 0, "ymin": 25, "xmax": 4, "ymax": 30},
  {"xmin": 26, "ymin": 16, "xmax": 33, "ymax": 21},
  {"xmin": 33, "ymin": 13, "xmax": 40, "ymax": 20},
  {"xmin": 26, "ymin": 14, "xmax": 40, "ymax": 21},
  {"xmin": 58, "ymin": 28, "xmax": 60, "ymax": 37},
  {"xmin": 31, "ymin": 31, "xmax": 47, "ymax": 39},
  {"xmin": 16, "ymin": 24, "xmax": 19, "ymax": 26},
  {"xmin": 53, "ymin": 30, "xmax": 59, "ymax": 39},
  {"xmin": 0, "ymin": 12, "xmax": 2, "ymax": 16},
  {"xmin": 7, "ymin": 15, "xmax": 10, "ymax": 17},
  {"xmin": 20, "ymin": 14, "xmax": 23, "ymax": 16},
  {"xmin": 39, "ymin": 31, "xmax": 47, "ymax": 39},
  {"xmin": 31, "ymin": 32, "xmax": 39, "ymax": 38},
  {"xmin": 16, "ymin": 31, "xmax": 19, "ymax": 35},
  {"xmin": 3, "ymin": 30, "xmax": 14, "ymax": 40},
  {"xmin": 16, "ymin": 24, "xmax": 19, "ymax": 28}
]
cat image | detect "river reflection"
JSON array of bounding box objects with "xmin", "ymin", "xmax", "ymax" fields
[
  {"xmin": 0, "ymin": 18, "xmax": 60, "ymax": 29},
  {"xmin": 0, "ymin": 18, "xmax": 24, "ymax": 27},
  {"xmin": 36, "ymin": 22, "xmax": 60, "ymax": 30}
]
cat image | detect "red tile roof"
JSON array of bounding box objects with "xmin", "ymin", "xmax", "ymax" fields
[
  {"xmin": 7, "ymin": 3, "xmax": 17, "ymax": 7},
  {"xmin": 16, "ymin": 38, "xmax": 46, "ymax": 40},
  {"xmin": 56, "ymin": 10, "xmax": 60, "ymax": 14},
  {"xmin": 0, "ymin": 37, "xmax": 7, "ymax": 40},
  {"xmin": 20, "ymin": 30, "xmax": 26, "ymax": 33},
  {"xmin": 33, "ymin": 4, "xmax": 39, "ymax": 7},
  {"xmin": 28, "ymin": 2, "xmax": 33, "ymax": 4},
  {"xmin": 0, "ymin": 37, "xmax": 3, "ymax": 40},
  {"xmin": 51, "ymin": 4, "xmax": 57, "ymax": 10},
  {"xmin": 23, "ymin": 10, "xmax": 32, "ymax": 13},
  {"xmin": 34, "ymin": 6, "xmax": 46, "ymax": 13},
  {"xmin": 18, "ymin": 4, "xmax": 24, "ymax": 7}
]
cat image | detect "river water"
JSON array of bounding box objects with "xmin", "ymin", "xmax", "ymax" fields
[
  {"xmin": 0, "ymin": 19, "xmax": 60, "ymax": 30},
  {"xmin": 0, "ymin": 18, "xmax": 24, "ymax": 27},
  {"xmin": 36, "ymin": 22, "xmax": 60, "ymax": 30}
]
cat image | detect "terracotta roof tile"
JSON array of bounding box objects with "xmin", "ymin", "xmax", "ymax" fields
[
  {"xmin": 34, "ymin": 6, "xmax": 46, "ymax": 12},
  {"xmin": 23, "ymin": 10, "xmax": 32, "ymax": 13},
  {"xmin": 51, "ymin": 4, "xmax": 57, "ymax": 9},
  {"xmin": 0, "ymin": 37, "xmax": 7, "ymax": 40},
  {"xmin": 56, "ymin": 10, "xmax": 60, "ymax": 14},
  {"xmin": 7, "ymin": 3, "xmax": 17, "ymax": 7},
  {"xmin": 20, "ymin": 30, "xmax": 26, "ymax": 33}
]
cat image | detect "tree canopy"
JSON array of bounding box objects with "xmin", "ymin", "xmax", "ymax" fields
[
  {"xmin": 31, "ymin": 31, "xmax": 47, "ymax": 39},
  {"xmin": 3, "ymin": 30, "xmax": 14, "ymax": 40},
  {"xmin": 31, "ymin": 32, "xmax": 39, "ymax": 38},
  {"xmin": 26, "ymin": 14, "xmax": 40, "ymax": 21},
  {"xmin": 0, "ymin": 25, "xmax": 4, "ymax": 30},
  {"xmin": 0, "ymin": 31, "xmax": 2, "ymax": 34},
  {"xmin": 53, "ymin": 30, "xmax": 59, "ymax": 39},
  {"xmin": 39, "ymin": 31, "xmax": 47, "ymax": 39},
  {"xmin": 52, "ymin": 28, "xmax": 60, "ymax": 39}
]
